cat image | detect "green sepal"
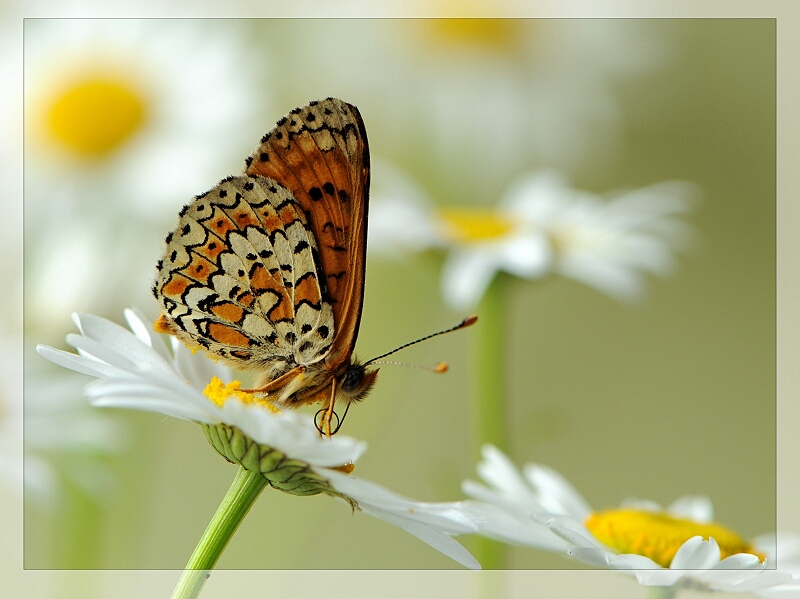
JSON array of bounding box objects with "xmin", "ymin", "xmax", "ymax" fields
[{"xmin": 201, "ymin": 422, "xmax": 357, "ymax": 508}]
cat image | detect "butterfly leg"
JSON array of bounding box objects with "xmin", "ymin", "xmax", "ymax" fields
[
  {"xmin": 241, "ymin": 365, "xmax": 306, "ymax": 396},
  {"xmin": 320, "ymin": 378, "xmax": 337, "ymax": 437}
]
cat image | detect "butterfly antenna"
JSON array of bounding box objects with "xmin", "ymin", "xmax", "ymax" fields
[
  {"xmin": 367, "ymin": 360, "xmax": 449, "ymax": 373},
  {"xmin": 364, "ymin": 315, "xmax": 478, "ymax": 367}
]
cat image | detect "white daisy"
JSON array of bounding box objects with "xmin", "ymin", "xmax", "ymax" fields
[
  {"xmin": 462, "ymin": 445, "xmax": 794, "ymax": 593},
  {"xmin": 369, "ymin": 169, "xmax": 697, "ymax": 309},
  {"xmin": 36, "ymin": 309, "xmax": 481, "ymax": 569}
]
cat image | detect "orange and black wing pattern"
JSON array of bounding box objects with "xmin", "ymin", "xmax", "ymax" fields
[
  {"xmin": 153, "ymin": 175, "xmax": 335, "ymax": 378},
  {"xmin": 244, "ymin": 98, "xmax": 370, "ymax": 370}
]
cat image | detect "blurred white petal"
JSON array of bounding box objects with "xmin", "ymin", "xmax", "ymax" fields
[{"xmin": 371, "ymin": 167, "xmax": 697, "ymax": 309}]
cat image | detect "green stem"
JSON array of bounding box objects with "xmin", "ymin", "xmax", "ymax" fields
[
  {"xmin": 170, "ymin": 466, "xmax": 268, "ymax": 599},
  {"xmin": 470, "ymin": 275, "xmax": 508, "ymax": 570},
  {"xmin": 472, "ymin": 275, "xmax": 508, "ymax": 452}
]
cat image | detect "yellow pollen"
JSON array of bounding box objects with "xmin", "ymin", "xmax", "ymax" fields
[
  {"xmin": 585, "ymin": 508, "xmax": 764, "ymax": 568},
  {"xmin": 203, "ymin": 377, "xmax": 280, "ymax": 413},
  {"xmin": 438, "ymin": 207, "xmax": 514, "ymax": 243},
  {"xmin": 45, "ymin": 73, "xmax": 148, "ymax": 158}
]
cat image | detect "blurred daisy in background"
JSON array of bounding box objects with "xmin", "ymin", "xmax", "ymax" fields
[
  {"xmin": 36, "ymin": 309, "xmax": 481, "ymax": 569},
  {"xmin": 369, "ymin": 169, "xmax": 698, "ymax": 309},
  {"xmin": 462, "ymin": 445, "xmax": 797, "ymax": 595},
  {"xmin": 1, "ymin": 21, "xmax": 22, "ymax": 338},
  {"xmin": 0, "ymin": 341, "xmax": 126, "ymax": 510},
  {"xmin": 24, "ymin": 19, "xmax": 268, "ymax": 337},
  {"xmin": 24, "ymin": 19, "xmax": 263, "ymax": 216},
  {"xmin": 403, "ymin": 18, "xmax": 670, "ymax": 191}
]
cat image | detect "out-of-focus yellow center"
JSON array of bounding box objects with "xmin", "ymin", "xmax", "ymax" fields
[
  {"xmin": 585, "ymin": 508, "xmax": 764, "ymax": 568},
  {"xmin": 438, "ymin": 207, "xmax": 514, "ymax": 243},
  {"xmin": 203, "ymin": 377, "xmax": 280, "ymax": 413},
  {"xmin": 45, "ymin": 74, "xmax": 147, "ymax": 158},
  {"xmin": 431, "ymin": 18, "xmax": 517, "ymax": 49}
]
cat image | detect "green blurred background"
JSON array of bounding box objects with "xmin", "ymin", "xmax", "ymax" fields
[{"xmin": 21, "ymin": 18, "xmax": 775, "ymax": 574}]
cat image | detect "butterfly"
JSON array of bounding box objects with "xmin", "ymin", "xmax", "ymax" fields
[{"xmin": 152, "ymin": 98, "xmax": 374, "ymax": 436}]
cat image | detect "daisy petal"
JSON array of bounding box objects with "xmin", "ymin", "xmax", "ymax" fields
[
  {"xmin": 667, "ymin": 495, "xmax": 714, "ymax": 522},
  {"xmin": 124, "ymin": 308, "xmax": 175, "ymax": 364},
  {"xmin": 475, "ymin": 444, "xmax": 535, "ymax": 500},
  {"xmin": 523, "ymin": 463, "xmax": 592, "ymax": 519},
  {"xmin": 727, "ymin": 571, "xmax": 796, "ymax": 593},
  {"xmin": 567, "ymin": 546, "xmax": 616, "ymax": 568},
  {"xmin": 608, "ymin": 553, "xmax": 662, "ymax": 570},
  {"xmin": 670, "ymin": 536, "xmax": 721, "ymax": 569},
  {"xmin": 459, "ymin": 501, "xmax": 570, "ymax": 551},
  {"xmin": 73, "ymin": 312, "xmax": 176, "ymax": 376},
  {"xmin": 547, "ymin": 515, "xmax": 605, "ymax": 549},
  {"xmin": 441, "ymin": 248, "xmax": 500, "ymax": 309},
  {"xmin": 36, "ymin": 344, "xmax": 129, "ymax": 380},
  {"xmin": 715, "ymin": 552, "xmax": 766, "ymax": 570},
  {"xmin": 362, "ymin": 504, "xmax": 481, "ymax": 570},
  {"xmin": 631, "ymin": 568, "xmax": 685, "ymax": 587},
  {"xmin": 321, "ymin": 469, "xmax": 480, "ymax": 569}
]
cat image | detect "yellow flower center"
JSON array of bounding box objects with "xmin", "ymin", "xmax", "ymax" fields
[
  {"xmin": 438, "ymin": 207, "xmax": 514, "ymax": 243},
  {"xmin": 585, "ymin": 508, "xmax": 764, "ymax": 568},
  {"xmin": 203, "ymin": 377, "xmax": 280, "ymax": 413},
  {"xmin": 44, "ymin": 73, "xmax": 148, "ymax": 159}
]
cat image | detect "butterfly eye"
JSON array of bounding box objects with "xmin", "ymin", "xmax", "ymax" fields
[
  {"xmin": 340, "ymin": 364, "xmax": 365, "ymax": 393},
  {"xmin": 341, "ymin": 368, "xmax": 379, "ymax": 405}
]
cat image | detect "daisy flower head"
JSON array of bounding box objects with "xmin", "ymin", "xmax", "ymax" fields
[
  {"xmin": 24, "ymin": 19, "xmax": 265, "ymax": 216},
  {"xmin": 369, "ymin": 169, "xmax": 698, "ymax": 309},
  {"xmin": 36, "ymin": 309, "xmax": 480, "ymax": 569},
  {"xmin": 462, "ymin": 445, "xmax": 794, "ymax": 593},
  {"xmin": 411, "ymin": 18, "xmax": 672, "ymax": 178}
]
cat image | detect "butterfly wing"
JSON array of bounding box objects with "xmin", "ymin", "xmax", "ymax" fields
[
  {"xmin": 153, "ymin": 175, "xmax": 335, "ymax": 378},
  {"xmin": 244, "ymin": 98, "xmax": 370, "ymax": 370}
]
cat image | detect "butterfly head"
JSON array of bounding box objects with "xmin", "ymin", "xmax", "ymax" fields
[
  {"xmin": 313, "ymin": 361, "xmax": 378, "ymax": 436},
  {"xmin": 339, "ymin": 361, "xmax": 379, "ymax": 403}
]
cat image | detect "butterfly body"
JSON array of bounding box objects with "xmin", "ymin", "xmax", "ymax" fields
[{"xmin": 153, "ymin": 98, "xmax": 375, "ymax": 429}]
